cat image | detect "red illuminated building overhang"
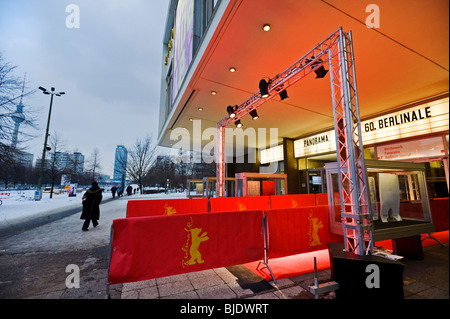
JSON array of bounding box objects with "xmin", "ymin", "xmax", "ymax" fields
[{"xmin": 158, "ymin": 0, "xmax": 449, "ymax": 150}]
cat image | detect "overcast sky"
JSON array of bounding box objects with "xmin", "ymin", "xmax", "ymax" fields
[{"xmin": 0, "ymin": 0, "xmax": 170, "ymax": 177}]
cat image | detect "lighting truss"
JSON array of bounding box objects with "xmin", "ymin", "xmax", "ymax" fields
[{"xmin": 215, "ymin": 27, "xmax": 373, "ymax": 255}]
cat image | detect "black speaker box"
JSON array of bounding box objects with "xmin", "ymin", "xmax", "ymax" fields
[{"xmin": 328, "ymin": 243, "xmax": 404, "ymax": 299}]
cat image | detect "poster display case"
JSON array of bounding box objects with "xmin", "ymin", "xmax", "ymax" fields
[
  {"xmin": 235, "ymin": 173, "xmax": 288, "ymax": 197},
  {"xmin": 186, "ymin": 179, "xmax": 204, "ymax": 198},
  {"xmin": 203, "ymin": 177, "xmax": 236, "ymax": 198},
  {"xmin": 325, "ymin": 160, "xmax": 434, "ymax": 242}
]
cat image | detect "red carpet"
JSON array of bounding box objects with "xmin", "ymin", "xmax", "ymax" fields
[
  {"xmin": 243, "ymin": 231, "xmax": 449, "ymax": 281},
  {"xmin": 243, "ymin": 249, "xmax": 330, "ymax": 281}
]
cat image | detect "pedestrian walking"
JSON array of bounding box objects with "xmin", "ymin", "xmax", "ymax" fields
[
  {"xmin": 81, "ymin": 181, "xmax": 103, "ymax": 231},
  {"xmin": 126, "ymin": 185, "xmax": 133, "ymax": 196},
  {"xmin": 111, "ymin": 185, "xmax": 117, "ymax": 199}
]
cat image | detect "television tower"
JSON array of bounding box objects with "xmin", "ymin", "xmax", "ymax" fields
[{"xmin": 11, "ymin": 73, "xmax": 26, "ymax": 148}]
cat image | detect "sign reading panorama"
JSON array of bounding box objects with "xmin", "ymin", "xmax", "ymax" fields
[{"xmin": 294, "ymin": 97, "xmax": 449, "ymax": 158}]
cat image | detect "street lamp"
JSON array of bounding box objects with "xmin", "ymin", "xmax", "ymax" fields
[{"xmin": 36, "ymin": 86, "xmax": 65, "ymax": 200}]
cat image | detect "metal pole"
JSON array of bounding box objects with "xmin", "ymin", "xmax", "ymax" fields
[{"xmin": 37, "ymin": 93, "xmax": 54, "ymax": 191}]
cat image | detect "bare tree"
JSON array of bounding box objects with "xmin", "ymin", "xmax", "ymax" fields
[
  {"xmin": 124, "ymin": 135, "xmax": 157, "ymax": 193},
  {"xmin": 45, "ymin": 132, "xmax": 66, "ymax": 198},
  {"xmin": 86, "ymin": 148, "xmax": 102, "ymax": 180}
]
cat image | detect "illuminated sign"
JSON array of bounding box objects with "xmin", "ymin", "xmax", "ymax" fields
[
  {"xmin": 360, "ymin": 97, "xmax": 449, "ymax": 145},
  {"xmin": 294, "ymin": 131, "xmax": 336, "ymax": 158},
  {"xmin": 294, "ymin": 97, "xmax": 449, "ymax": 157},
  {"xmin": 376, "ymin": 136, "xmax": 445, "ymax": 161},
  {"xmin": 260, "ymin": 145, "xmax": 284, "ymax": 164}
]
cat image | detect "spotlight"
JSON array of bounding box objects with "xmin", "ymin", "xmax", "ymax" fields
[
  {"xmin": 259, "ymin": 79, "xmax": 270, "ymax": 98},
  {"xmin": 262, "ymin": 24, "xmax": 271, "ymax": 31},
  {"xmin": 279, "ymin": 89, "xmax": 288, "ymax": 100},
  {"xmin": 227, "ymin": 105, "xmax": 237, "ymax": 118},
  {"xmin": 275, "ymin": 86, "xmax": 288, "ymax": 100},
  {"xmin": 308, "ymin": 56, "xmax": 328, "ymax": 79},
  {"xmin": 234, "ymin": 119, "xmax": 243, "ymax": 128},
  {"xmin": 314, "ymin": 65, "xmax": 328, "ymax": 79},
  {"xmin": 249, "ymin": 109, "xmax": 259, "ymax": 120}
]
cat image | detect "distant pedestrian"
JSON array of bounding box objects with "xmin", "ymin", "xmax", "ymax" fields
[
  {"xmin": 117, "ymin": 185, "xmax": 123, "ymax": 197},
  {"xmin": 126, "ymin": 185, "xmax": 132, "ymax": 196},
  {"xmin": 81, "ymin": 181, "xmax": 103, "ymax": 231},
  {"xmin": 111, "ymin": 185, "xmax": 117, "ymax": 199}
]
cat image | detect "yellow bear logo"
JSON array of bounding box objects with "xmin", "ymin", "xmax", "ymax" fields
[
  {"xmin": 182, "ymin": 217, "xmax": 209, "ymax": 267},
  {"xmin": 238, "ymin": 202, "xmax": 247, "ymax": 211},
  {"xmin": 164, "ymin": 203, "xmax": 177, "ymax": 215},
  {"xmin": 308, "ymin": 213, "xmax": 324, "ymax": 247}
]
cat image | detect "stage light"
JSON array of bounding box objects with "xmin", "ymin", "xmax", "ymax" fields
[
  {"xmin": 259, "ymin": 79, "xmax": 270, "ymax": 98},
  {"xmin": 249, "ymin": 109, "xmax": 259, "ymax": 120},
  {"xmin": 234, "ymin": 119, "xmax": 242, "ymax": 128},
  {"xmin": 308, "ymin": 56, "xmax": 328, "ymax": 79},
  {"xmin": 279, "ymin": 89, "xmax": 288, "ymax": 100},
  {"xmin": 227, "ymin": 105, "xmax": 237, "ymax": 118},
  {"xmin": 314, "ymin": 66, "xmax": 328, "ymax": 78}
]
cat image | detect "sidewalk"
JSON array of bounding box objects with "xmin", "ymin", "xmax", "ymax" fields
[{"xmin": 112, "ymin": 241, "xmax": 448, "ymax": 300}]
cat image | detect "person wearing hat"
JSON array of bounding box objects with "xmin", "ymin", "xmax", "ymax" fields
[{"xmin": 81, "ymin": 181, "xmax": 103, "ymax": 231}]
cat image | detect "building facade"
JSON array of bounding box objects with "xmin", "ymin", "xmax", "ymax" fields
[
  {"xmin": 158, "ymin": 0, "xmax": 449, "ymax": 198},
  {"xmin": 113, "ymin": 145, "xmax": 128, "ymax": 180}
]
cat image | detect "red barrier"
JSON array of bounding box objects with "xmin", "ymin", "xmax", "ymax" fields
[
  {"xmin": 108, "ymin": 210, "xmax": 264, "ymax": 284},
  {"xmin": 209, "ymin": 196, "xmax": 270, "ymax": 213},
  {"xmin": 266, "ymin": 206, "xmax": 330, "ymax": 258},
  {"xmin": 315, "ymin": 193, "xmax": 329, "ymax": 206},
  {"xmin": 126, "ymin": 198, "xmax": 208, "ymax": 217},
  {"xmin": 269, "ymin": 194, "xmax": 316, "ymax": 209}
]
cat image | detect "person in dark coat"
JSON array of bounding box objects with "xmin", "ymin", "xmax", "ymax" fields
[
  {"xmin": 111, "ymin": 185, "xmax": 117, "ymax": 199},
  {"xmin": 126, "ymin": 185, "xmax": 133, "ymax": 196},
  {"xmin": 81, "ymin": 181, "xmax": 103, "ymax": 231}
]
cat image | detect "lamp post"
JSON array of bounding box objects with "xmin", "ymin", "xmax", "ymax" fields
[{"xmin": 36, "ymin": 86, "xmax": 65, "ymax": 200}]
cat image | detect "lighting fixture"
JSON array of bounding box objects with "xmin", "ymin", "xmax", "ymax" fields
[
  {"xmin": 227, "ymin": 105, "xmax": 237, "ymax": 118},
  {"xmin": 249, "ymin": 109, "xmax": 259, "ymax": 120},
  {"xmin": 234, "ymin": 119, "xmax": 242, "ymax": 128},
  {"xmin": 308, "ymin": 56, "xmax": 329, "ymax": 79},
  {"xmin": 229, "ymin": 67, "xmax": 236, "ymax": 72},
  {"xmin": 211, "ymin": 91, "xmax": 217, "ymax": 95},
  {"xmin": 279, "ymin": 89, "xmax": 288, "ymax": 100},
  {"xmin": 259, "ymin": 78, "xmax": 270, "ymax": 98},
  {"xmin": 314, "ymin": 65, "xmax": 328, "ymax": 78},
  {"xmin": 198, "ymin": 107, "xmax": 203, "ymax": 111},
  {"xmin": 262, "ymin": 24, "xmax": 271, "ymax": 31}
]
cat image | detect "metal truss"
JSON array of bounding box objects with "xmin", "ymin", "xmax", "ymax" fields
[{"xmin": 215, "ymin": 27, "xmax": 373, "ymax": 255}]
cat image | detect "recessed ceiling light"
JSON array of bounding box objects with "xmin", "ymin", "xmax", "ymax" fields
[
  {"xmin": 211, "ymin": 91, "xmax": 217, "ymax": 95},
  {"xmin": 189, "ymin": 118, "xmax": 193, "ymax": 121},
  {"xmin": 262, "ymin": 24, "xmax": 271, "ymax": 31},
  {"xmin": 229, "ymin": 67, "xmax": 236, "ymax": 72},
  {"xmin": 198, "ymin": 107, "xmax": 203, "ymax": 111}
]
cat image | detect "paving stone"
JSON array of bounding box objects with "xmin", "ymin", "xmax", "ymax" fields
[{"xmin": 196, "ymin": 283, "xmax": 237, "ymax": 299}]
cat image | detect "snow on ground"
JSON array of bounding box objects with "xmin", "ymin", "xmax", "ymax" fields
[{"xmin": 0, "ymin": 189, "xmax": 188, "ymax": 230}]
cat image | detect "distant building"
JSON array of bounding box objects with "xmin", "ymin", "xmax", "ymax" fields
[
  {"xmin": 113, "ymin": 145, "xmax": 128, "ymax": 180},
  {"xmin": 36, "ymin": 151, "xmax": 85, "ymax": 174}
]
